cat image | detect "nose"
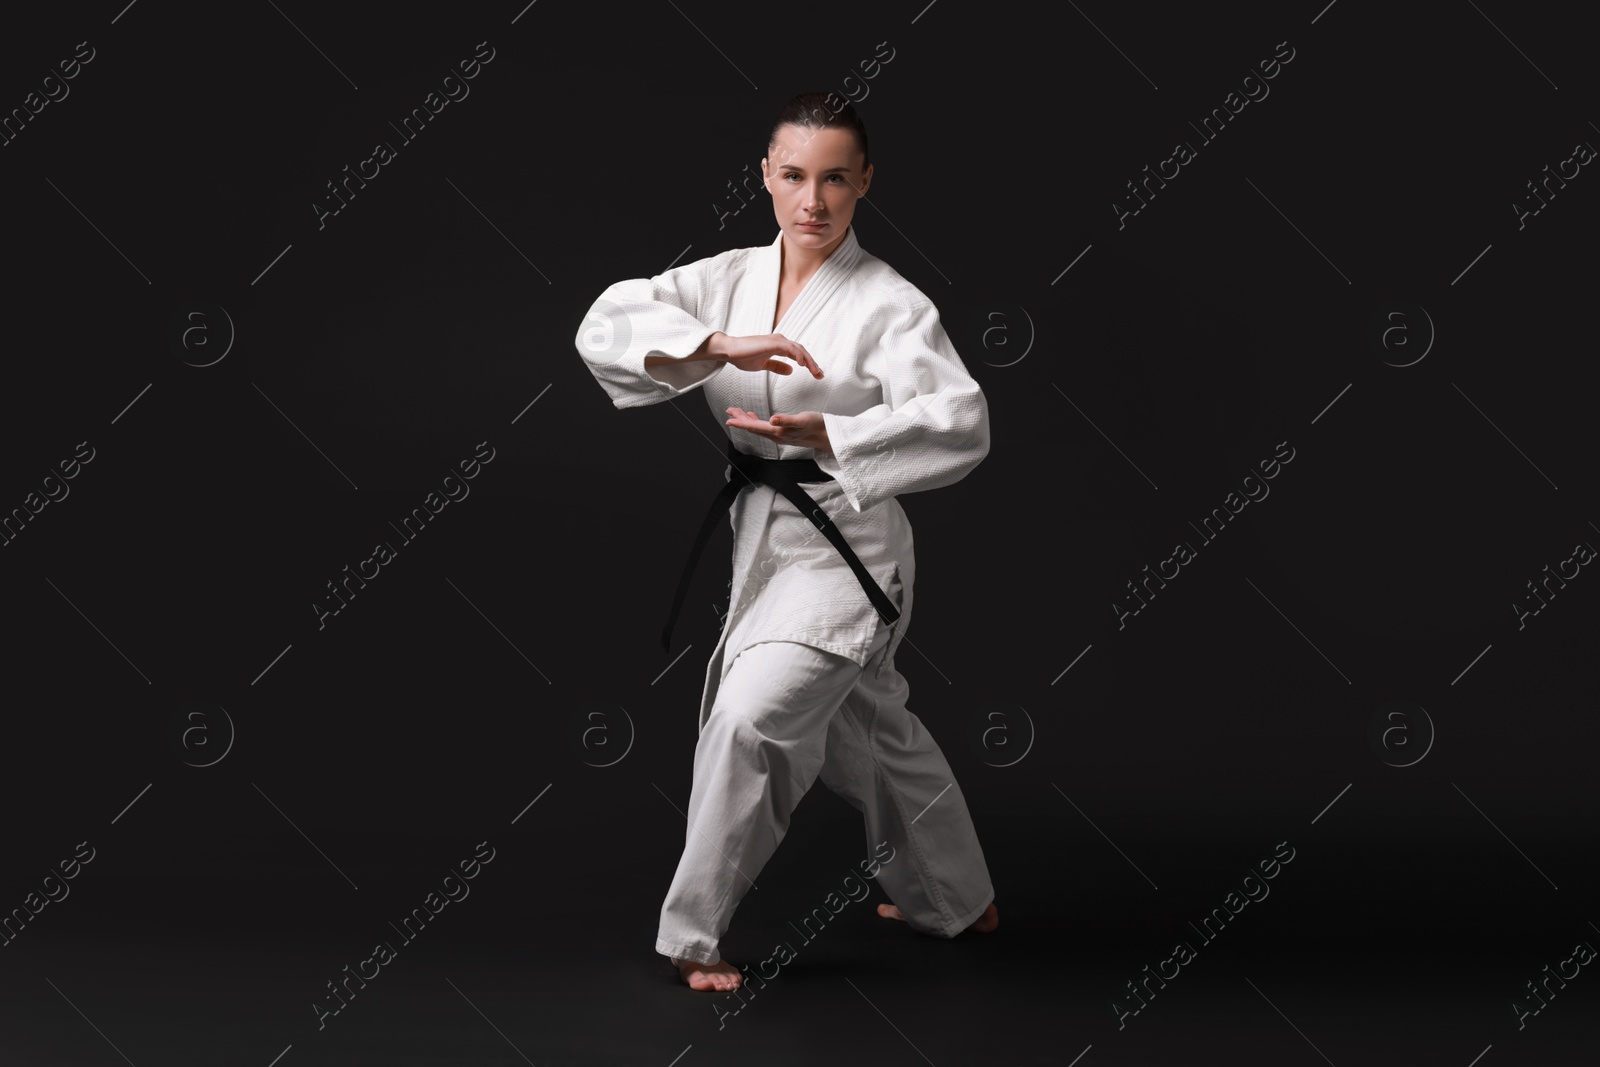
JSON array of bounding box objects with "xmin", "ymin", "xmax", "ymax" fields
[{"xmin": 804, "ymin": 180, "xmax": 827, "ymax": 212}]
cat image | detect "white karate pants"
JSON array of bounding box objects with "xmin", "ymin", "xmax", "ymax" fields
[{"xmin": 656, "ymin": 617, "xmax": 996, "ymax": 966}]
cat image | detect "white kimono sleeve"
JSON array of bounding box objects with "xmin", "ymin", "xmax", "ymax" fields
[
  {"xmin": 816, "ymin": 299, "xmax": 991, "ymax": 514},
  {"xmin": 575, "ymin": 267, "xmax": 725, "ymax": 409}
]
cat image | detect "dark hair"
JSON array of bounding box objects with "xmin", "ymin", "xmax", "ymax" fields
[{"xmin": 767, "ymin": 92, "xmax": 870, "ymax": 170}]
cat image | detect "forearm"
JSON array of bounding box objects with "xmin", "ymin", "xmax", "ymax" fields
[{"xmin": 645, "ymin": 332, "xmax": 726, "ymax": 368}]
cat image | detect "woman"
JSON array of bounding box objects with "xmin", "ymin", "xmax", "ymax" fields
[{"xmin": 576, "ymin": 92, "xmax": 998, "ymax": 992}]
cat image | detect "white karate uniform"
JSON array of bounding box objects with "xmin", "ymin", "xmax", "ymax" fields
[{"xmin": 576, "ymin": 224, "xmax": 995, "ymax": 965}]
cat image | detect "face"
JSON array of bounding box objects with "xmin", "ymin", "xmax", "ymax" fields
[{"xmin": 762, "ymin": 124, "xmax": 873, "ymax": 256}]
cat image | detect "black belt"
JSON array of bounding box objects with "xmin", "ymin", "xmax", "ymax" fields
[{"xmin": 661, "ymin": 440, "xmax": 901, "ymax": 652}]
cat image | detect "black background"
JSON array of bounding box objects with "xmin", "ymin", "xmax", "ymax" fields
[{"xmin": 1, "ymin": 1, "xmax": 1595, "ymax": 1064}]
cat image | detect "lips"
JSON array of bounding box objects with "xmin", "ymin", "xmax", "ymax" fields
[{"xmin": 798, "ymin": 221, "xmax": 827, "ymax": 228}]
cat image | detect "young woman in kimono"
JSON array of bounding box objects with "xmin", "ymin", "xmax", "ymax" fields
[{"xmin": 576, "ymin": 92, "xmax": 998, "ymax": 992}]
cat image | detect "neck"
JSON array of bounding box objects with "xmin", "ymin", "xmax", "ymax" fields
[{"xmin": 780, "ymin": 226, "xmax": 848, "ymax": 281}]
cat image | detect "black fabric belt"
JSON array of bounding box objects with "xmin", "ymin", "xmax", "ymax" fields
[{"xmin": 661, "ymin": 440, "xmax": 901, "ymax": 652}]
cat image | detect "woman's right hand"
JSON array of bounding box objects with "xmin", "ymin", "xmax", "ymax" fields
[{"xmin": 702, "ymin": 332, "xmax": 823, "ymax": 379}]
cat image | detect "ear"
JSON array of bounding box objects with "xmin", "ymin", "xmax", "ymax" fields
[
  {"xmin": 858, "ymin": 162, "xmax": 874, "ymax": 198},
  {"xmin": 760, "ymin": 155, "xmax": 772, "ymax": 186}
]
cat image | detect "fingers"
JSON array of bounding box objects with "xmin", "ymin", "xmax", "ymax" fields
[
  {"xmin": 767, "ymin": 335, "xmax": 822, "ymax": 378},
  {"xmin": 789, "ymin": 342, "xmax": 822, "ymax": 378}
]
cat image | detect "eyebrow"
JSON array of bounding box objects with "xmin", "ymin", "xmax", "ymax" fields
[{"xmin": 777, "ymin": 164, "xmax": 852, "ymax": 173}]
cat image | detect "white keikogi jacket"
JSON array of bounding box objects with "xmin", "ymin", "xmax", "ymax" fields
[{"xmin": 576, "ymin": 225, "xmax": 990, "ymax": 732}]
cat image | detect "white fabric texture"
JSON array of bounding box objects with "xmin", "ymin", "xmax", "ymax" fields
[
  {"xmin": 654, "ymin": 618, "xmax": 996, "ymax": 966},
  {"xmin": 576, "ymin": 224, "xmax": 991, "ymax": 733},
  {"xmin": 577, "ymin": 225, "xmax": 995, "ymax": 966}
]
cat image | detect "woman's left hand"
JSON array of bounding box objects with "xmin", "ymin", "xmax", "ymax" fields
[{"xmin": 725, "ymin": 407, "xmax": 831, "ymax": 452}]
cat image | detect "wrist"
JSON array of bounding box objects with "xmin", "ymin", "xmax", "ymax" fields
[{"xmin": 695, "ymin": 331, "xmax": 728, "ymax": 362}]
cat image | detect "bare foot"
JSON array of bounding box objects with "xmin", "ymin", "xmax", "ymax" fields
[
  {"xmin": 670, "ymin": 956, "xmax": 744, "ymax": 992},
  {"xmin": 876, "ymin": 901, "xmax": 999, "ymax": 934}
]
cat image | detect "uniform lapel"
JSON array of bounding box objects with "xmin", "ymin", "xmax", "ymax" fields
[
  {"xmin": 728, "ymin": 227, "xmax": 862, "ymax": 459},
  {"xmin": 728, "ymin": 232, "xmax": 785, "ymax": 458},
  {"xmin": 765, "ymin": 226, "xmax": 861, "ymax": 455},
  {"xmin": 774, "ymin": 224, "xmax": 861, "ymax": 341}
]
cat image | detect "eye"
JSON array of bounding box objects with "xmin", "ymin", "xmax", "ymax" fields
[{"xmin": 826, "ymin": 175, "xmax": 844, "ymax": 184}]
